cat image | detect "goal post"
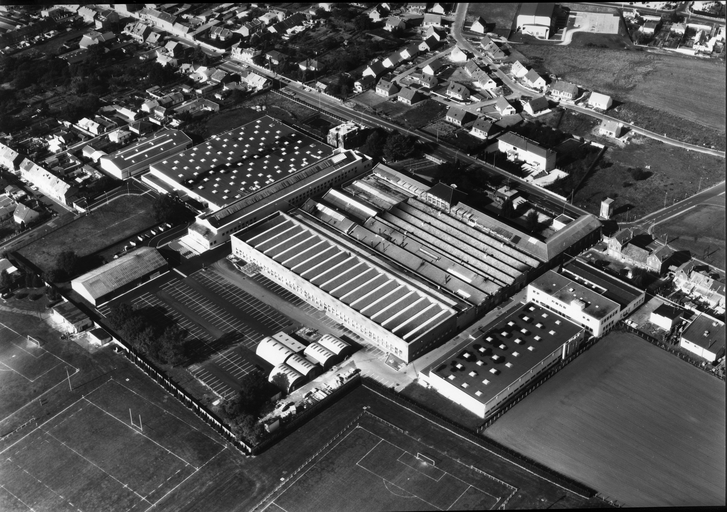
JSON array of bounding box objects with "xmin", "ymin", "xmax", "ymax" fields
[{"xmin": 416, "ymin": 453, "xmax": 435, "ymax": 466}]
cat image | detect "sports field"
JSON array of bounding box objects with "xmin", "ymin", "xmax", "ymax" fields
[
  {"xmin": 19, "ymin": 194, "xmax": 157, "ymax": 273},
  {"xmin": 0, "ymin": 378, "xmax": 225, "ymax": 512},
  {"xmin": 264, "ymin": 413, "xmax": 516, "ymax": 512},
  {"xmin": 485, "ymin": 331, "xmax": 726, "ymax": 507},
  {"xmin": 0, "ymin": 322, "xmax": 77, "ymax": 424}
]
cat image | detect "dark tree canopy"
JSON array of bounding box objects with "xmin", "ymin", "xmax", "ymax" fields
[
  {"xmin": 383, "ymin": 132, "xmax": 416, "ymax": 162},
  {"xmin": 153, "ymin": 194, "xmax": 194, "ymax": 225}
]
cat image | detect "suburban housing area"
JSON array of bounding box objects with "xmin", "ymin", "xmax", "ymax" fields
[{"xmin": 0, "ymin": 2, "xmax": 723, "ymax": 511}]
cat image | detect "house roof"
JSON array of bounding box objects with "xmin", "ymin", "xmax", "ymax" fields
[
  {"xmin": 385, "ymin": 16, "xmax": 405, "ymax": 26},
  {"xmin": 13, "ymin": 203, "xmax": 40, "ymax": 223},
  {"xmin": 447, "ymin": 82, "xmax": 469, "ymax": 95},
  {"xmin": 524, "ymin": 69, "xmax": 543, "ymax": 83},
  {"xmin": 600, "ymin": 119, "xmax": 621, "ymax": 133},
  {"xmin": 424, "ymin": 58, "xmax": 443, "ymax": 72},
  {"xmin": 589, "ymin": 91, "xmax": 611, "ymax": 106},
  {"xmin": 421, "ymin": 74, "xmax": 438, "ymax": 86},
  {"xmin": 446, "ymin": 106, "xmax": 467, "ymax": 122},
  {"xmin": 472, "ymin": 117, "xmax": 495, "ymax": 133},
  {"xmin": 401, "ymin": 42, "xmax": 420, "ymax": 56},
  {"xmin": 377, "ymin": 79, "xmax": 398, "ymax": 92},
  {"xmin": 398, "ymin": 87, "xmax": 419, "ymax": 101},
  {"xmin": 562, "ymin": 258, "xmax": 645, "ymax": 310},
  {"xmin": 53, "ymin": 300, "xmax": 89, "ymax": 325},
  {"xmin": 421, "ymin": 35, "xmax": 440, "ymax": 49},
  {"xmin": 356, "ymin": 75, "xmax": 375, "ymax": 86},
  {"xmin": 366, "ymin": 60, "xmax": 386, "ymax": 75},
  {"xmin": 652, "ymin": 304, "xmax": 682, "ymax": 320},
  {"xmin": 423, "ymin": 13, "xmax": 442, "ymax": 23},
  {"xmin": 426, "ymin": 182, "xmax": 467, "ymax": 208},
  {"xmin": 526, "ymin": 96, "xmax": 549, "ymax": 112},
  {"xmin": 495, "ymin": 96, "xmax": 513, "ymax": 112},
  {"xmin": 551, "ymin": 80, "xmax": 579, "ymax": 96},
  {"xmin": 464, "ymin": 60, "xmax": 480, "ymax": 74}
]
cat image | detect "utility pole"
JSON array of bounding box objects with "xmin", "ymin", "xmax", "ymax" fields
[
  {"xmin": 663, "ymin": 190, "xmax": 667, "ymax": 208},
  {"xmin": 697, "ymin": 176, "xmax": 703, "ymax": 193}
]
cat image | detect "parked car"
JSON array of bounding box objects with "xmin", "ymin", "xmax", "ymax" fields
[
  {"xmin": 150, "ymin": 229, "xmax": 157, "ymax": 236},
  {"xmin": 129, "ymin": 240, "xmax": 137, "ymax": 247}
]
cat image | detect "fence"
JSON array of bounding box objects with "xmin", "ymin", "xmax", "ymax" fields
[
  {"xmin": 361, "ymin": 377, "xmax": 597, "ymax": 499},
  {"xmin": 251, "ymin": 374, "xmax": 362, "ymax": 455},
  {"xmin": 617, "ymin": 322, "xmax": 725, "ymax": 381}
]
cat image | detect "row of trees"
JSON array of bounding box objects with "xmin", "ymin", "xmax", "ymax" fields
[
  {"xmin": 220, "ymin": 369, "xmax": 277, "ymax": 444},
  {"xmin": 358, "ymin": 129, "xmax": 418, "ymax": 163},
  {"xmin": 107, "ymin": 303, "xmax": 190, "ymax": 366}
]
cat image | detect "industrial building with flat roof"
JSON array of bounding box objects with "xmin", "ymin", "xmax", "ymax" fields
[
  {"xmin": 177, "ymin": 148, "xmax": 372, "ymax": 253},
  {"xmin": 232, "ymin": 211, "xmax": 460, "ymax": 363},
  {"xmin": 427, "ymin": 302, "xmax": 584, "ymax": 419},
  {"xmin": 99, "ymin": 129, "xmax": 192, "ymax": 180},
  {"xmin": 72, "ymin": 247, "xmax": 168, "ymax": 306},
  {"xmin": 147, "ymin": 116, "xmax": 334, "ymax": 212},
  {"xmin": 680, "ymin": 313, "xmax": 725, "ymax": 363},
  {"xmin": 527, "ymin": 258, "xmax": 645, "ymax": 337}
]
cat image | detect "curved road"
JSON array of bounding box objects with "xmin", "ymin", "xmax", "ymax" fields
[{"xmin": 452, "ymin": 3, "xmax": 725, "ymax": 159}]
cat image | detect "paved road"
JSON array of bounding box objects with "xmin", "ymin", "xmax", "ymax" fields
[{"xmin": 452, "ymin": 3, "xmax": 725, "ymax": 159}]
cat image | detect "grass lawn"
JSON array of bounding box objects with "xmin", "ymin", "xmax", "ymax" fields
[
  {"xmin": 205, "ymin": 107, "xmax": 266, "ymax": 136},
  {"xmin": 485, "ymin": 331, "xmax": 726, "ymax": 507},
  {"xmin": 241, "ymin": 92, "xmax": 318, "ymax": 126},
  {"xmin": 573, "ymin": 136, "xmax": 725, "ymax": 218},
  {"xmin": 653, "ymin": 203, "xmax": 726, "ymax": 269},
  {"xmin": 516, "ymin": 45, "xmax": 726, "ymax": 142},
  {"xmin": 397, "ymin": 99, "xmax": 448, "ymax": 130},
  {"xmin": 18, "ymin": 194, "xmax": 156, "ymax": 273}
]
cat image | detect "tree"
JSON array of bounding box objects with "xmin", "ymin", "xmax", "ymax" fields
[
  {"xmin": 55, "ymin": 250, "xmax": 79, "ymax": 279},
  {"xmin": 354, "ymin": 14, "xmax": 373, "ymax": 32},
  {"xmin": 525, "ymin": 210, "xmax": 539, "ymax": 232},
  {"xmin": 152, "ymin": 194, "xmax": 194, "ymax": 225},
  {"xmin": 157, "ymin": 325, "xmax": 188, "ymax": 366},
  {"xmin": 360, "ymin": 130, "xmax": 386, "ymax": 160},
  {"xmin": 270, "ymin": 372, "xmax": 290, "ymax": 394},
  {"xmin": 107, "ymin": 303, "xmax": 136, "ymax": 330},
  {"xmin": 45, "ymin": 285, "xmax": 60, "ymax": 301},
  {"xmin": 231, "ymin": 412, "xmax": 265, "ymax": 444},
  {"xmin": 501, "ymin": 197, "xmax": 515, "ymax": 218},
  {"xmin": 383, "ymin": 132, "xmax": 415, "ymax": 162},
  {"xmin": 236, "ymin": 370, "xmax": 272, "ymax": 414},
  {"xmin": 0, "ymin": 269, "xmax": 10, "ymax": 290}
]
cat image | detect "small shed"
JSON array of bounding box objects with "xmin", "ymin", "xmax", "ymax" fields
[{"xmin": 650, "ymin": 304, "xmax": 682, "ymax": 331}]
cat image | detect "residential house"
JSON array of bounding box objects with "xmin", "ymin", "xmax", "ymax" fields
[
  {"xmin": 19, "ymin": 159, "xmax": 78, "ymax": 205},
  {"xmin": 384, "ymin": 16, "xmax": 406, "ymax": 32},
  {"xmin": 209, "ymin": 26, "xmax": 234, "ymax": 41},
  {"xmin": 400, "ymin": 43, "xmax": 421, "ymax": 61},
  {"xmin": 446, "ymin": 82, "xmax": 470, "ymax": 101},
  {"xmin": 523, "ymin": 96, "xmax": 549, "ymax": 116},
  {"xmin": 383, "ymin": 52, "xmax": 402, "ymax": 68},
  {"xmin": 354, "ymin": 75, "xmax": 376, "ymax": 93},
  {"xmin": 471, "ymin": 16, "xmax": 487, "ymax": 34},
  {"xmin": 420, "ymin": 74, "xmax": 439, "ymax": 89},
  {"xmin": 258, "ymin": 12, "xmax": 280, "ymax": 26},
  {"xmin": 231, "ymin": 45, "xmax": 261, "ymax": 63},
  {"xmin": 367, "ymin": 4, "xmax": 390, "ymax": 22},
  {"xmin": 481, "ymin": 36, "xmax": 506, "ymax": 61},
  {"xmin": 422, "ymin": 58, "xmax": 444, "ymax": 75},
  {"xmin": 0, "ymin": 142, "xmax": 24, "ymax": 172},
  {"xmin": 238, "ymin": 19, "xmax": 262, "ymax": 37},
  {"xmin": 407, "ymin": 2, "xmax": 427, "ymax": 14},
  {"xmin": 549, "ymin": 80, "xmax": 579, "ymax": 100},
  {"xmin": 587, "ymin": 92, "xmax": 613, "ymax": 110},
  {"xmin": 599, "ymin": 120, "xmax": 623, "ymax": 138},
  {"xmin": 430, "ymin": 3, "xmax": 448, "ymax": 15},
  {"xmin": 449, "ymin": 46, "xmax": 470, "ymax": 63},
  {"xmin": 376, "ymin": 78, "xmax": 399, "ymax": 97},
  {"xmin": 95, "ymin": 9, "xmax": 119, "ymax": 30},
  {"xmin": 79, "ymin": 31, "xmax": 116, "ymax": 49},
  {"xmin": 419, "ymin": 35, "xmax": 440, "ymax": 52},
  {"xmin": 13, "ymin": 203, "xmax": 40, "ymax": 226},
  {"xmin": 510, "ymin": 60, "xmax": 528, "ymax": 78},
  {"xmin": 126, "ymin": 21, "xmax": 152, "ymax": 42},
  {"xmin": 362, "ymin": 60, "xmax": 386, "ymax": 78},
  {"xmin": 0, "ymin": 195, "xmax": 15, "ymax": 221},
  {"xmin": 639, "ymin": 19, "xmax": 661, "ymax": 34},
  {"xmin": 497, "ymin": 132, "xmax": 556, "ymax": 172},
  {"xmin": 472, "ymin": 70, "xmax": 496, "ymax": 90},
  {"xmin": 445, "ymin": 106, "xmax": 468, "ymax": 126},
  {"xmin": 464, "ymin": 60, "xmax": 481, "ymax": 77},
  {"xmin": 265, "ymin": 50, "xmax": 288, "ymax": 66},
  {"xmin": 78, "ymin": 6, "xmax": 98, "ymax": 24},
  {"xmin": 424, "ymin": 26, "xmax": 447, "ymax": 41},
  {"xmin": 674, "ymin": 260, "xmax": 726, "ymax": 311},
  {"xmin": 523, "ymin": 69, "xmax": 546, "ymax": 90},
  {"xmin": 470, "ymin": 117, "xmax": 497, "ymax": 140},
  {"xmin": 495, "ymin": 96, "xmax": 516, "ymax": 116},
  {"xmin": 423, "ymin": 13, "xmax": 442, "ymax": 27},
  {"xmin": 398, "ymin": 87, "xmax": 421, "ymax": 105},
  {"xmin": 605, "ymin": 228, "xmax": 675, "ymax": 275},
  {"xmin": 650, "ymin": 304, "xmax": 683, "ymax": 331},
  {"xmin": 298, "ymin": 59, "xmax": 322, "ymax": 72}
]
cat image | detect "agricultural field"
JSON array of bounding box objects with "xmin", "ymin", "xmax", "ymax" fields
[
  {"xmin": 517, "ymin": 45, "xmax": 726, "ymax": 144},
  {"xmin": 573, "ymin": 136, "xmax": 725, "ymax": 219},
  {"xmin": 18, "ymin": 194, "xmax": 156, "ymax": 274},
  {"xmin": 485, "ymin": 331, "xmax": 726, "ymax": 507},
  {"xmin": 397, "ymin": 99, "xmax": 448, "ymax": 130},
  {"xmin": 652, "ymin": 201, "xmax": 726, "ymax": 269}
]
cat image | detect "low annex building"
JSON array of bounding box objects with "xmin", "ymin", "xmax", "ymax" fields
[
  {"xmin": 426, "ymin": 302, "xmax": 585, "ymax": 419},
  {"xmin": 51, "ymin": 300, "xmax": 93, "ymax": 333},
  {"xmin": 72, "ymin": 247, "xmax": 168, "ymax": 306},
  {"xmin": 679, "ymin": 313, "xmax": 725, "ymax": 362},
  {"xmin": 527, "ymin": 258, "xmax": 645, "ymax": 337},
  {"xmin": 99, "ymin": 129, "xmax": 192, "ymax": 180}
]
